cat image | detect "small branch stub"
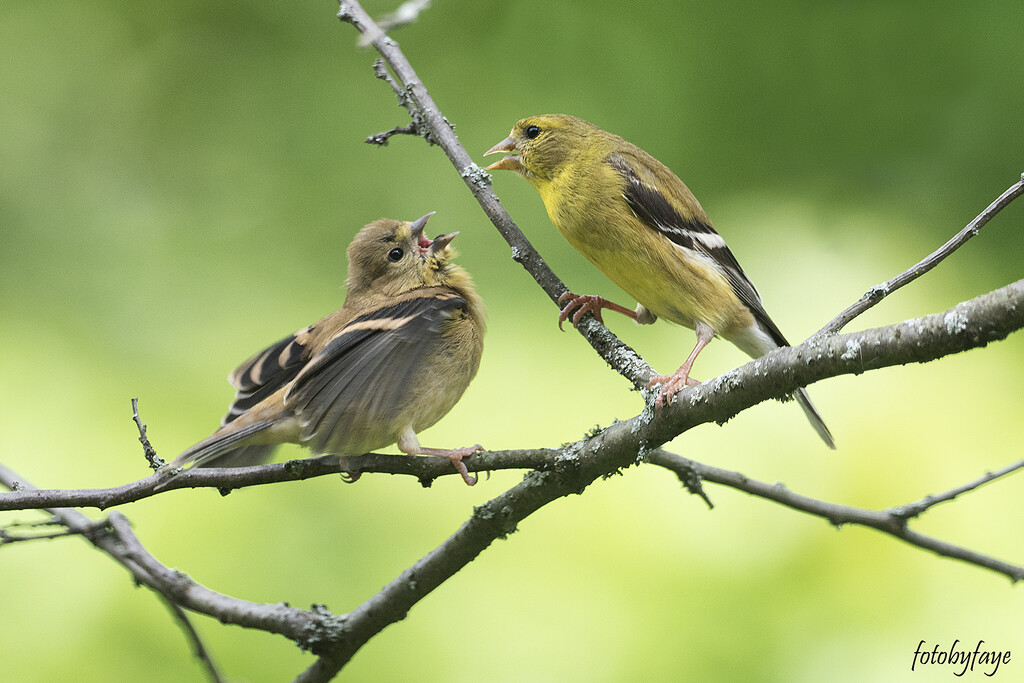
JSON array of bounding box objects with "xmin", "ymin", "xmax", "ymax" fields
[{"xmin": 132, "ymin": 398, "xmax": 164, "ymax": 470}]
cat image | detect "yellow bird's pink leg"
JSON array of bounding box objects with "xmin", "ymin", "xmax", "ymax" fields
[
  {"xmin": 557, "ymin": 291, "xmax": 638, "ymax": 330},
  {"xmin": 649, "ymin": 322, "xmax": 715, "ymax": 409}
]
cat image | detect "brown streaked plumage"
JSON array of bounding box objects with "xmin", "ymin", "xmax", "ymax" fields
[{"xmin": 163, "ymin": 212, "xmax": 486, "ymax": 485}]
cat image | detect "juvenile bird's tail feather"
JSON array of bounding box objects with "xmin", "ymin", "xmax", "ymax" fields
[
  {"xmin": 168, "ymin": 420, "xmax": 277, "ymax": 470},
  {"xmin": 794, "ymin": 388, "xmax": 836, "ymax": 450},
  {"xmin": 196, "ymin": 444, "xmax": 278, "ymax": 468}
]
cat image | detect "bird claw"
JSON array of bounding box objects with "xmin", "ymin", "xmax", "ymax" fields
[
  {"xmin": 445, "ymin": 444, "xmax": 483, "ymax": 486},
  {"xmin": 337, "ymin": 456, "xmax": 363, "ymax": 483},
  {"xmin": 649, "ymin": 372, "xmax": 701, "ymax": 410},
  {"xmin": 557, "ymin": 292, "xmax": 606, "ymax": 330},
  {"xmin": 418, "ymin": 444, "xmax": 483, "ymax": 486}
]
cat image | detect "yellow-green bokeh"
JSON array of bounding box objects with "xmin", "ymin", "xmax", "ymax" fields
[{"xmin": 2, "ymin": 1, "xmax": 1022, "ymax": 681}]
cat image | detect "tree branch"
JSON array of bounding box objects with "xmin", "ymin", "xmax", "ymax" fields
[
  {"xmin": 643, "ymin": 279, "xmax": 1024, "ymax": 447},
  {"xmin": 0, "ymin": 449, "xmax": 559, "ymax": 511},
  {"xmin": 337, "ymin": 0, "xmax": 654, "ymax": 391},
  {"xmin": 646, "ymin": 450, "xmax": 1024, "ymax": 583},
  {"xmin": 4, "ymin": 279, "xmax": 1022, "ymax": 513},
  {"xmin": 3, "ymin": 278, "xmax": 1020, "ymax": 678},
  {"xmin": 0, "ymin": 463, "xmax": 338, "ymax": 651},
  {"xmin": 298, "ymin": 279, "xmax": 1024, "ymax": 677},
  {"xmin": 817, "ymin": 173, "xmax": 1024, "ymax": 336}
]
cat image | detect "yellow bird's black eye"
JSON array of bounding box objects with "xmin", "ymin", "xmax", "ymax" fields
[
  {"xmin": 387, "ymin": 247, "xmax": 404, "ymax": 262},
  {"xmin": 525, "ymin": 125, "xmax": 541, "ymax": 139}
]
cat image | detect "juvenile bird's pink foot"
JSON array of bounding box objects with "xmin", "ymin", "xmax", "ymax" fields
[
  {"xmin": 557, "ymin": 292, "xmax": 638, "ymax": 330},
  {"xmin": 417, "ymin": 445, "xmax": 484, "ymax": 486}
]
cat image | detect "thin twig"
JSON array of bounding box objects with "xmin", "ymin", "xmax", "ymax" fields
[
  {"xmin": 366, "ymin": 122, "xmax": 418, "ymax": 145},
  {"xmin": 0, "ymin": 514, "xmax": 101, "ymax": 547},
  {"xmin": 371, "ymin": 59, "xmax": 403, "ymax": 98},
  {"xmin": 132, "ymin": 397, "xmax": 164, "ymax": 470},
  {"xmin": 646, "ymin": 449, "xmax": 1024, "ymax": 583},
  {"xmin": 161, "ymin": 599, "xmax": 226, "ymax": 683},
  {"xmin": 364, "ymin": 59, "xmax": 431, "ymax": 145},
  {"xmin": 817, "ymin": 173, "xmax": 1024, "ymax": 336},
  {"xmin": 355, "ymin": 0, "xmax": 433, "ymax": 48},
  {"xmin": 0, "ymin": 449, "xmax": 560, "ymax": 511},
  {"xmin": 0, "ymin": 522, "xmax": 83, "ymax": 545},
  {"xmin": 886, "ymin": 460, "xmax": 1024, "ymax": 521}
]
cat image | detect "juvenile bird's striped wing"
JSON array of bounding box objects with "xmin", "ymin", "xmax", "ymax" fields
[
  {"xmin": 182, "ymin": 326, "xmax": 318, "ymax": 467},
  {"xmin": 224, "ymin": 329, "xmax": 314, "ymax": 425},
  {"xmin": 608, "ymin": 154, "xmax": 788, "ymax": 348},
  {"xmin": 284, "ymin": 290, "xmax": 467, "ymax": 454}
]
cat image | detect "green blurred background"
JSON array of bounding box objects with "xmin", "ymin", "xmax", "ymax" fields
[{"xmin": 2, "ymin": 1, "xmax": 1022, "ymax": 680}]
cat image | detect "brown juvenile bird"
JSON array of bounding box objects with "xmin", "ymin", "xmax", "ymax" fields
[
  {"xmin": 164, "ymin": 213, "xmax": 487, "ymax": 484},
  {"xmin": 485, "ymin": 114, "xmax": 834, "ymax": 448}
]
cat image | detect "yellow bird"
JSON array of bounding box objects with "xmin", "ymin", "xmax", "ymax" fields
[
  {"xmin": 485, "ymin": 114, "xmax": 834, "ymax": 448},
  {"xmin": 165, "ymin": 213, "xmax": 487, "ymax": 484}
]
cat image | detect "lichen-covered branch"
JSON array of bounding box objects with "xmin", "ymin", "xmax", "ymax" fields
[
  {"xmin": 640, "ymin": 279, "xmax": 1024, "ymax": 447},
  {"xmin": 297, "ymin": 279, "xmax": 1024, "ymax": 679}
]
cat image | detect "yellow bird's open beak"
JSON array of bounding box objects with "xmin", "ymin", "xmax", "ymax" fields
[{"xmin": 483, "ymin": 134, "xmax": 522, "ymax": 172}]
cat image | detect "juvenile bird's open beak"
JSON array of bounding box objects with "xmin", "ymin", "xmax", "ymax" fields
[
  {"xmin": 429, "ymin": 231, "xmax": 458, "ymax": 254},
  {"xmin": 410, "ymin": 211, "xmax": 436, "ymax": 252},
  {"xmin": 484, "ymin": 135, "xmax": 522, "ymax": 172}
]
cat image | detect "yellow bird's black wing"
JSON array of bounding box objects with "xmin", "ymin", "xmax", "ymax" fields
[{"xmin": 608, "ymin": 154, "xmax": 789, "ymax": 347}]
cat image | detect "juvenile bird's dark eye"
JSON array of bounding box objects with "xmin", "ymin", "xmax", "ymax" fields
[
  {"xmin": 387, "ymin": 247, "xmax": 404, "ymax": 262},
  {"xmin": 525, "ymin": 125, "xmax": 541, "ymax": 139}
]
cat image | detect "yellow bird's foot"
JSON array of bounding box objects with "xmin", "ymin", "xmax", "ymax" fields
[
  {"xmin": 649, "ymin": 371, "xmax": 701, "ymax": 410},
  {"xmin": 418, "ymin": 444, "xmax": 484, "ymax": 486},
  {"xmin": 557, "ymin": 291, "xmax": 638, "ymax": 330},
  {"xmin": 649, "ymin": 321, "xmax": 714, "ymax": 410}
]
